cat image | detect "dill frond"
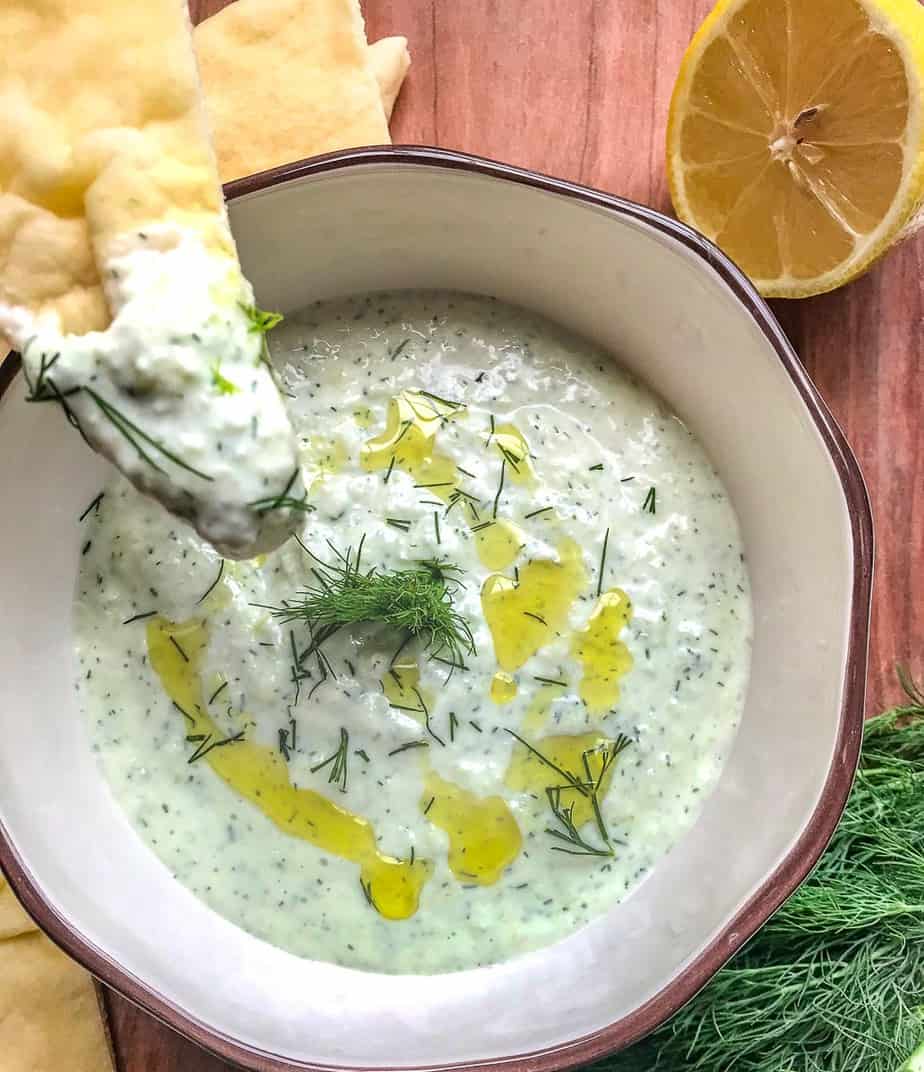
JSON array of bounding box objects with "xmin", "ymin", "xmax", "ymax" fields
[
  {"xmin": 604, "ymin": 667, "xmax": 924, "ymax": 1072},
  {"xmin": 271, "ymin": 542, "xmax": 474, "ymax": 669}
]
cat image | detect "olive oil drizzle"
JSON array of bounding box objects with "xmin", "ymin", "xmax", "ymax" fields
[{"xmin": 147, "ymin": 615, "xmax": 432, "ymax": 920}]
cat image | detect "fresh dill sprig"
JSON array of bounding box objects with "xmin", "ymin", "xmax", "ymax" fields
[
  {"xmin": 605, "ymin": 667, "xmax": 924, "ymax": 1072},
  {"xmin": 27, "ymin": 358, "xmax": 214, "ymax": 482},
  {"xmin": 86, "ymin": 387, "xmax": 215, "ymax": 482},
  {"xmin": 270, "ymin": 542, "xmax": 475, "ymax": 669},
  {"xmin": 506, "ymin": 730, "xmax": 631, "ymax": 856},
  {"xmin": 311, "ymin": 727, "xmax": 349, "ymax": 792}
]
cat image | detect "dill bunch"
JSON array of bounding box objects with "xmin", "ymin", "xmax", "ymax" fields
[
  {"xmin": 273, "ymin": 538, "xmax": 475, "ymax": 668},
  {"xmin": 604, "ymin": 669, "xmax": 924, "ymax": 1072}
]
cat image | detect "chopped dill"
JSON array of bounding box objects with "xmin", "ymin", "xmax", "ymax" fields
[
  {"xmin": 383, "ymin": 455, "xmax": 397, "ymax": 483},
  {"xmin": 122, "ymin": 609, "xmax": 157, "ymax": 625},
  {"xmin": 597, "ymin": 527, "xmax": 610, "ymax": 598},
  {"xmin": 278, "ymin": 727, "xmax": 291, "ymax": 761},
  {"xmin": 390, "ymin": 338, "xmax": 410, "ymax": 360},
  {"xmin": 168, "ymin": 636, "xmax": 189, "ymax": 662},
  {"xmin": 388, "ymin": 740, "xmax": 429, "ymax": 757},
  {"xmin": 642, "ymin": 486, "xmax": 657, "ymax": 514},
  {"xmin": 359, "ymin": 877, "xmax": 377, "ymax": 910},
  {"xmin": 523, "ymin": 611, "xmax": 548, "ymax": 625},
  {"xmin": 588, "ymin": 463, "xmax": 604, "ymax": 471},
  {"xmin": 207, "ymin": 680, "xmax": 229, "ymax": 706},
  {"xmin": 311, "ymin": 727, "xmax": 349, "ymax": 792},
  {"xmin": 534, "ymin": 676, "xmax": 568, "ymax": 687},
  {"xmin": 433, "ymin": 512, "xmax": 442, "ymax": 545},
  {"xmin": 469, "ymin": 720, "xmax": 482, "ymax": 733},
  {"xmin": 79, "ymin": 491, "xmax": 104, "ymax": 521},
  {"xmin": 423, "ymin": 796, "xmax": 436, "ymax": 815},
  {"xmin": 524, "ymin": 505, "xmax": 554, "ymax": 520},
  {"xmin": 386, "ymin": 517, "xmax": 412, "ymax": 532},
  {"xmin": 449, "ymin": 712, "xmax": 459, "ymax": 742},
  {"xmin": 497, "ymin": 444, "xmax": 522, "ymax": 472},
  {"xmin": 417, "ymin": 389, "xmax": 463, "ymax": 411},
  {"xmin": 195, "ymin": 559, "xmax": 225, "ymax": 605},
  {"xmin": 493, "ymin": 458, "xmax": 507, "ymax": 518},
  {"xmin": 187, "ymin": 730, "xmax": 245, "ymax": 764},
  {"xmin": 355, "ymin": 749, "xmax": 370, "ymax": 763}
]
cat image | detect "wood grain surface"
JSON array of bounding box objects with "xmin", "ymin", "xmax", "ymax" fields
[{"xmin": 101, "ymin": 0, "xmax": 924, "ymax": 1068}]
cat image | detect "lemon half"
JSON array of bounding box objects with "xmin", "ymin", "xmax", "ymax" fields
[{"xmin": 667, "ymin": 0, "xmax": 924, "ymax": 297}]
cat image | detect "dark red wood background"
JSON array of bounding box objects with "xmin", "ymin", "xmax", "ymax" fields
[{"xmin": 101, "ymin": 1, "xmax": 924, "ymax": 1067}]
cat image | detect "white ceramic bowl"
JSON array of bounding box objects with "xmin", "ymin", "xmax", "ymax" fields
[{"xmin": 0, "ymin": 148, "xmax": 872, "ymax": 1072}]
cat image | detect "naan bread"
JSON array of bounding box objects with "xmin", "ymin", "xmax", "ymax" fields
[
  {"xmin": 368, "ymin": 36, "xmax": 412, "ymax": 122},
  {"xmin": 0, "ymin": 877, "xmax": 37, "ymax": 942},
  {"xmin": 0, "ymin": 0, "xmax": 409, "ymax": 341},
  {"xmin": 0, "ymin": 0, "xmax": 231, "ymax": 337},
  {"xmin": 195, "ymin": 0, "xmax": 409, "ymax": 182},
  {"xmin": 0, "ymin": 877, "xmax": 112, "ymax": 1071}
]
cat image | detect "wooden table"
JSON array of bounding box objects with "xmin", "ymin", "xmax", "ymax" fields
[{"xmin": 101, "ymin": 0, "xmax": 924, "ymax": 1067}]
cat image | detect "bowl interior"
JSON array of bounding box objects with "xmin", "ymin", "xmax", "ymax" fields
[{"xmin": 0, "ymin": 155, "xmax": 866, "ymax": 1069}]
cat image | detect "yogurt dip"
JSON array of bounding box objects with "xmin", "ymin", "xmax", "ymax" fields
[{"xmin": 75, "ymin": 290, "xmax": 752, "ymax": 973}]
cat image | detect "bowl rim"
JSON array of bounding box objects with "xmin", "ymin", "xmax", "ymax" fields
[{"xmin": 0, "ymin": 145, "xmax": 873, "ymax": 1072}]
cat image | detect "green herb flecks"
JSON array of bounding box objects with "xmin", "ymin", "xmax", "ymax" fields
[
  {"xmin": 210, "ymin": 360, "xmax": 240, "ymax": 395},
  {"xmin": 241, "ymin": 303, "xmax": 283, "ymax": 365},
  {"xmin": 311, "ymin": 727, "xmax": 349, "ymax": 793},
  {"xmin": 642, "ymin": 486, "xmax": 657, "ymax": 514},
  {"xmin": 270, "ymin": 541, "xmax": 474, "ymax": 670},
  {"xmin": 607, "ymin": 668, "xmax": 924, "ymax": 1072}
]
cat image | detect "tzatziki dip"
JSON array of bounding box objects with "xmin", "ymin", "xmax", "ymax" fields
[{"xmin": 75, "ymin": 290, "xmax": 752, "ymax": 974}]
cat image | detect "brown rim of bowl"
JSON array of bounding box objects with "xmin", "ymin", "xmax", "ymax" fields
[{"xmin": 0, "ymin": 145, "xmax": 873, "ymax": 1072}]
